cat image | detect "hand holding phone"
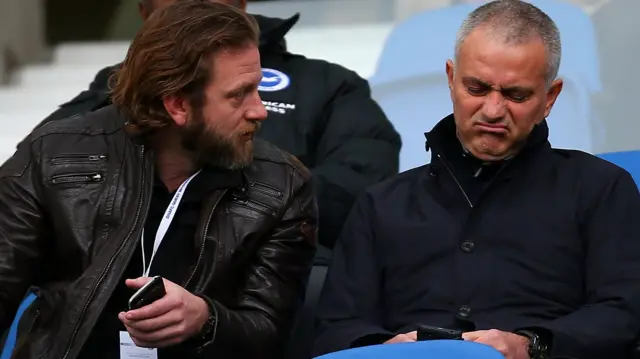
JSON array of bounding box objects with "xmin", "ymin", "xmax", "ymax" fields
[
  {"xmin": 128, "ymin": 276, "xmax": 167, "ymax": 310},
  {"xmin": 417, "ymin": 324, "xmax": 463, "ymax": 341}
]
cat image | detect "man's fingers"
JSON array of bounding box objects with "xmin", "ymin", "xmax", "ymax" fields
[
  {"xmin": 126, "ymin": 322, "xmax": 183, "ymax": 343},
  {"xmin": 123, "ymin": 295, "xmax": 176, "ymax": 321},
  {"xmin": 462, "ymin": 330, "xmax": 487, "ymax": 341},
  {"xmin": 120, "ymin": 310, "xmax": 181, "ymax": 333},
  {"xmin": 384, "ymin": 333, "xmax": 417, "ymax": 344},
  {"xmin": 125, "ymin": 277, "xmax": 153, "ymax": 290}
]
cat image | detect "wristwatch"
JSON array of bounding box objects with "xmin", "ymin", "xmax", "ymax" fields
[
  {"xmin": 195, "ymin": 294, "xmax": 218, "ymax": 344},
  {"xmin": 199, "ymin": 314, "xmax": 216, "ymax": 342},
  {"xmin": 515, "ymin": 329, "xmax": 549, "ymax": 359}
]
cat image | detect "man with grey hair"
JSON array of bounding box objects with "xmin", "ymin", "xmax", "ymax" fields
[{"xmin": 313, "ymin": 1, "xmax": 640, "ymax": 358}]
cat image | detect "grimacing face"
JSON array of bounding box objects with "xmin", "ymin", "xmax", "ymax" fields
[
  {"xmin": 165, "ymin": 45, "xmax": 267, "ymax": 169},
  {"xmin": 446, "ymin": 26, "xmax": 563, "ymax": 161}
]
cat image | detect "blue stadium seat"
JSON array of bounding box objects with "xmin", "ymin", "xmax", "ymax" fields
[
  {"xmin": 313, "ymin": 340, "xmax": 504, "ymax": 359},
  {"xmin": 597, "ymin": 151, "xmax": 640, "ymax": 186},
  {"xmin": 370, "ymin": 0, "xmax": 602, "ymax": 171},
  {"xmin": 285, "ymin": 265, "xmax": 329, "ymax": 359},
  {"xmin": 1, "ymin": 292, "xmax": 37, "ymax": 359}
]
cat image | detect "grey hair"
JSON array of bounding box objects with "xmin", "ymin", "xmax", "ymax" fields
[{"xmin": 454, "ymin": 0, "xmax": 561, "ymax": 86}]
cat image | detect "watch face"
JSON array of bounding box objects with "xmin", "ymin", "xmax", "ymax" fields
[{"xmin": 203, "ymin": 316, "xmax": 215, "ymax": 333}]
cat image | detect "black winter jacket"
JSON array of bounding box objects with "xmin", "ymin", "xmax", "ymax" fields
[
  {"xmin": 29, "ymin": 14, "xmax": 401, "ymax": 257},
  {"xmin": 314, "ymin": 115, "xmax": 640, "ymax": 359}
]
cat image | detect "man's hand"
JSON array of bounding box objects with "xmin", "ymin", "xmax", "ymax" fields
[
  {"xmin": 462, "ymin": 329, "xmax": 530, "ymax": 359},
  {"xmin": 118, "ymin": 277, "xmax": 210, "ymax": 348},
  {"xmin": 383, "ymin": 331, "xmax": 417, "ymax": 344}
]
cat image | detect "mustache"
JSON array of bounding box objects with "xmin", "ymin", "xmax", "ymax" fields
[{"xmin": 239, "ymin": 121, "xmax": 261, "ymax": 135}]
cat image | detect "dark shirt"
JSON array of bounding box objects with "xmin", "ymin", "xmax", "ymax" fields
[{"xmin": 78, "ymin": 166, "xmax": 242, "ymax": 359}]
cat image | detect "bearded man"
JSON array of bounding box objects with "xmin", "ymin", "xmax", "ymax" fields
[{"xmin": 0, "ymin": 2, "xmax": 317, "ymax": 359}]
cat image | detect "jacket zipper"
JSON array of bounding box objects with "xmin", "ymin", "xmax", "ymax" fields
[
  {"xmin": 184, "ymin": 190, "xmax": 228, "ymax": 289},
  {"xmin": 236, "ymin": 197, "xmax": 275, "ymax": 215},
  {"xmin": 436, "ymin": 153, "xmax": 474, "ymax": 208},
  {"xmin": 61, "ymin": 146, "xmax": 149, "ymax": 359},
  {"xmin": 26, "ymin": 310, "xmax": 40, "ymax": 335},
  {"xmin": 250, "ymin": 181, "xmax": 282, "ymax": 198},
  {"xmin": 52, "ymin": 173, "xmax": 104, "ymax": 185},
  {"xmin": 50, "ymin": 155, "xmax": 107, "ymax": 164}
]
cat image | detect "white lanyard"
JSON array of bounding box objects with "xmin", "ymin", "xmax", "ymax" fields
[{"xmin": 141, "ymin": 170, "xmax": 201, "ymax": 277}]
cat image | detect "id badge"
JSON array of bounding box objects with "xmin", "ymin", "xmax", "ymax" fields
[{"xmin": 119, "ymin": 331, "xmax": 158, "ymax": 359}]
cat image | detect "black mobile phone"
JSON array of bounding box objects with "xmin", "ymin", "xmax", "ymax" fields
[
  {"xmin": 417, "ymin": 324, "xmax": 463, "ymax": 341},
  {"xmin": 128, "ymin": 276, "xmax": 166, "ymax": 310}
]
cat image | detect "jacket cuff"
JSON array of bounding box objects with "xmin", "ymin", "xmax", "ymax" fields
[{"xmin": 193, "ymin": 293, "xmax": 219, "ymax": 353}]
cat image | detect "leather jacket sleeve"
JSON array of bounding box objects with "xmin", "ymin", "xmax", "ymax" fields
[
  {"xmin": 0, "ymin": 140, "xmax": 47, "ymax": 329},
  {"xmin": 195, "ymin": 168, "xmax": 318, "ymax": 358}
]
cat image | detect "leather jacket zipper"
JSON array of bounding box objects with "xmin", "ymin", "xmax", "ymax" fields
[
  {"xmin": 52, "ymin": 173, "xmax": 104, "ymax": 185},
  {"xmin": 436, "ymin": 152, "xmax": 514, "ymax": 209},
  {"xmin": 26, "ymin": 309, "xmax": 40, "ymax": 335},
  {"xmin": 436, "ymin": 153, "xmax": 474, "ymax": 208},
  {"xmin": 250, "ymin": 181, "xmax": 282, "ymax": 198},
  {"xmin": 234, "ymin": 196, "xmax": 276, "ymax": 216},
  {"xmin": 183, "ymin": 190, "xmax": 228, "ymax": 289},
  {"xmin": 50, "ymin": 155, "xmax": 107, "ymax": 165},
  {"xmin": 61, "ymin": 146, "xmax": 150, "ymax": 359}
]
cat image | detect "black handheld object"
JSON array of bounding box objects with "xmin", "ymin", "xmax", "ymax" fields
[
  {"xmin": 417, "ymin": 325, "xmax": 463, "ymax": 341},
  {"xmin": 128, "ymin": 276, "xmax": 167, "ymax": 310}
]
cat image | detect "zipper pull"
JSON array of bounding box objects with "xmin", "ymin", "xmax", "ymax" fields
[{"xmin": 91, "ymin": 174, "xmax": 103, "ymax": 181}]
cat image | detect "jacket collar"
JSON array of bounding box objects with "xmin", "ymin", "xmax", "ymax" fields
[{"xmin": 424, "ymin": 114, "xmax": 550, "ymax": 165}]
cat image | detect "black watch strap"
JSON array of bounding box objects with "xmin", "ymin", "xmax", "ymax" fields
[
  {"xmin": 516, "ymin": 329, "xmax": 549, "ymax": 359},
  {"xmin": 195, "ymin": 294, "xmax": 218, "ymax": 344},
  {"xmin": 200, "ymin": 314, "xmax": 216, "ymax": 340}
]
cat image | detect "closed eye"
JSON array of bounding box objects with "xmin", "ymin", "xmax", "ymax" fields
[
  {"xmin": 502, "ymin": 90, "xmax": 531, "ymax": 103},
  {"xmin": 468, "ymin": 86, "xmax": 489, "ymax": 96}
]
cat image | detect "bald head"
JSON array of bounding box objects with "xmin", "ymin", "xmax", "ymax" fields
[{"xmin": 139, "ymin": 0, "xmax": 246, "ymax": 21}]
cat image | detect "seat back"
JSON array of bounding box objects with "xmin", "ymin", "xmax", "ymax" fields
[
  {"xmin": 313, "ymin": 340, "xmax": 505, "ymax": 359},
  {"xmin": 370, "ymin": 1, "xmax": 602, "ymax": 171},
  {"xmin": 285, "ymin": 265, "xmax": 329, "ymax": 359},
  {"xmin": 597, "ymin": 151, "xmax": 640, "ymax": 187}
]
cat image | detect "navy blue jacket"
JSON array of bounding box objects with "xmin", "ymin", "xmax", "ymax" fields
[{"xmin": 314, "ymin": 115, "xmax": 640, "ymax": 359}]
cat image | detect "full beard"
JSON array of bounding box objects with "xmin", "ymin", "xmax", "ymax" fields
[{"xmin": 180, "ymin": 111, "xmax": 258, "ymax": 170}]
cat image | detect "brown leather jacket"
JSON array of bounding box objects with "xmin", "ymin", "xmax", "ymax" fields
[{"xmin": 0, "ymin": 105, "xmax": 318, "ymax": 359}]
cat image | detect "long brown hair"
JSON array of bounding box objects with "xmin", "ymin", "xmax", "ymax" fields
[{"xmin": 111, "ymin": 1, "xmax": 259, "ymax": 135}]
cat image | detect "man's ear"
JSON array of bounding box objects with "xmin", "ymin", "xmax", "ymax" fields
[
  {"xmin": 446, "ymin": 59, "xmax": 455, "ymax": 91},
  {"xmin": 543, "ymin": 78, "xmax": 563, "ymax": 119},
  {"xmin": 163, "ymin": 94, "xmax": 189, "ymax": 127}
]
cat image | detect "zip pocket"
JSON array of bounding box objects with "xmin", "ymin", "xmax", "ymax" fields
[
  {"xmin": 50, "ymin": 154, "xmax": 107, "ymax": 165},
  {"xmin": 229, "ymin": 196, "xmax": 276, "ymax": 217},
  {"xmin": 250, "ymin": 181, "xmax": 283, "ymax": 198},
  {"xmin": 51, "ymin": 172, "xmax": 104, "ymax": 185}
]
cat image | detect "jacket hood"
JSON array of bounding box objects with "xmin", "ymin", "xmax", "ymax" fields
[{"xmin": 252, "ymin": 13, "xmax": 300, "ymax": 53}]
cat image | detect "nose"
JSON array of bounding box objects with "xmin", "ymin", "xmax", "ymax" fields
[
  {"xmin": 247, "ymin": 91, "xmax": 268, "ymax": 122},
  {"xmin": 482, "ymin": 91, "xmax": 507, "ymax": 120}
]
